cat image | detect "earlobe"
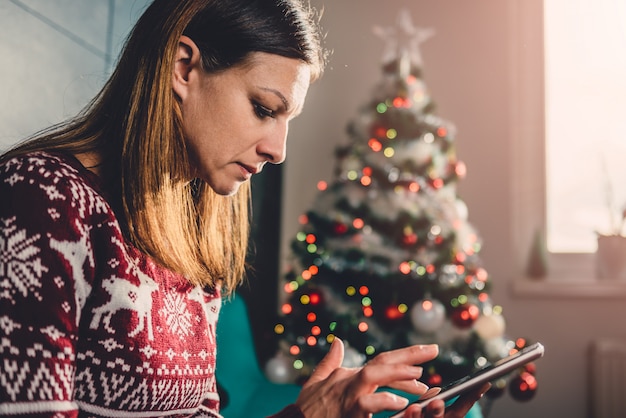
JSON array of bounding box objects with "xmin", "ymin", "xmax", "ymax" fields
[{"xmin": 172, "ymin": 35, "xmax": 201, "ymax": 100}]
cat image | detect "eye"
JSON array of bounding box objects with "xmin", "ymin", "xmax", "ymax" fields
[{"xmin": 253, "ymin": 102, "xmax": 275, "ymax": 119}]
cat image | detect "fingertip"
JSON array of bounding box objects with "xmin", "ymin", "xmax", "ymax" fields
[
  {"xmin": 420, "ymin": 344, "xmax": 439, "ymax": 356},
  {"xmin": 330, "ymin": 336, "xmax": 344, "ymax": 352}
]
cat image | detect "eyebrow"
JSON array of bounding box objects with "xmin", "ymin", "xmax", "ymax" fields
[{"xmin": 259, "ymin": 87, "xmax": 291, "ymax": 112}]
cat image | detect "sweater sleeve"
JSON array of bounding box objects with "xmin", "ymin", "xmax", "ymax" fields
[
  {"xmin": 268, "ymin": 404, "xmax": 306, "ymax": 418},
  {"xmin": 0, "ymin": 154, "xmax": 105, "ymax": 416}
]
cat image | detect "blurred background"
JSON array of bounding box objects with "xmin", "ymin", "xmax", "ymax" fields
[{"xmin": 1, "ymin": 1, "xmax": 626, "ymax": 417}]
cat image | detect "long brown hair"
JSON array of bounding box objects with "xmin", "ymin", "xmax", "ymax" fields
[{"xmin": 2, "ymin": 0, "xmax": 326, "ymax": 294}]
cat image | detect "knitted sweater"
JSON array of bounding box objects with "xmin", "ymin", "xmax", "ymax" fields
[{"xmin": 0, "ymin": 152, "xmax": 303, "ymax": 418}]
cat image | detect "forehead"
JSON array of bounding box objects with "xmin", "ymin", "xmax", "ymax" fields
[{"xmin": 233, "ymin": 53, "xmax": 311, "ymax": 105}]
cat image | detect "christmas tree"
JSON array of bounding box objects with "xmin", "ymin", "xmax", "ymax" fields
[{"xmin": 266, "ymin": 10, "xmax": 538, "ymax": 405}]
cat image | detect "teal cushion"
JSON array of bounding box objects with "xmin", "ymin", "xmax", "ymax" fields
[
  {"xmin": 216, "ymin": 294, "xmax": 300, "ymax": 418},
  {"xmin": 374, "ymin": 389, "xmax": 483, "ymax": 418}
]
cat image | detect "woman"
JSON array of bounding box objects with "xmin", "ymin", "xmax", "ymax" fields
[{"xmin": 0, "ymin": 0, "xmax": 487, "ymax": 416}]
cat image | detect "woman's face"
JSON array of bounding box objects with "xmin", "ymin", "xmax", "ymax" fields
[{"xmin": 174, "ymin": 44, "xmax": 311, "ymax": 196}]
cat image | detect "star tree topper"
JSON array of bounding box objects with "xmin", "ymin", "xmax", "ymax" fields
[{"xmin": 373, "ymin": 9, "xmax": 435, "ymax": 77}]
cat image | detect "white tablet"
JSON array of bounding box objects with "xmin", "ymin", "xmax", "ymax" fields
[{"xmin": 389, "ymin": 342, "xmax": 545, "ymax": 417}]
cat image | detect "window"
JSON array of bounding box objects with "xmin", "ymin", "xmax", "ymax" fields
[
  {"xmin": 545, "ymin": 0, "xmax": 626, "ymax": 253},
  {"xmin": 511, "ymin": 0, "xmax": 626, "ymax": 297}
]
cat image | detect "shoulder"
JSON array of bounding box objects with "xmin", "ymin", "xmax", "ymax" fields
[
  {"xmin": 1, "ymin": 151, "xmax": 115, "ymax": 244},
  {"xmin": 1, "ymin": 151, "xmax": 90, "ymax": 187},
  {"xmin": 1, "ymin": 151, "xmax": 108, "ymax": 214}
]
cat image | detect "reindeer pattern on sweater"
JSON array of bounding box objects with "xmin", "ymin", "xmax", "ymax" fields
[{"xmin": 0, "ymin": 152, "xmax": 222, "ymax": 417}]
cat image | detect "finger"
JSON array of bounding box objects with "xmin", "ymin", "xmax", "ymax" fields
[
  {"xmin": 369, "ymin": 344, "xmax": 439, "ymax": 367},
  {"xmin": 401, "ymin": 403, "xmax": 423, "ymax": 418},
  {"xmin": 304, "ymin": 337, "xmax": 344, "ymax": 385},
  {"xmin": 384, "ymin": 379, "xmax": 431, "ymax": 395},
  {"xmin": 357, "ymin": 363, "xmax": 428, "ymax": 390},
  {"xmin": 424, "ymin": 399, "xmax": 445, "ymax": 418},
  {"xmin": 445, "ymin": 382, "xmax": 491, "ymax": 417},
  {"xmin": 355, "ymin": 391, "xmax": 412, "ymax": 415},
  {"xmin": 418, "ymin": 387, "xmax": 442, "ymax": 400}
]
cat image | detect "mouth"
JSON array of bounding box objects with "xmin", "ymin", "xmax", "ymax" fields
[{"xmin": 238, "ymin": 163, "xmax": 259, "ymax": 177}]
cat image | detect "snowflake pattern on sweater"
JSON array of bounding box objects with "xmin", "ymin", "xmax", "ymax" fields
[{"xmin": 0, "ymin": 152, "xmax": 222, "ymax": 417}]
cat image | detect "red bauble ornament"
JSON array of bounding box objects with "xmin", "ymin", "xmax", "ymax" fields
[
  {"xmin": 509, "ymin": 371, "xmax": 538, "ymax": 401},
  {"xmin": 451, "ymin": 303, "xmax": 479, "ymax": 329},
  {"xmin": 385, "ymin": 305, "xmax": 404, "ymax": 321},
  {"xmin": 333, "ymin": 222, "xmax": 348, "ymax": 235},
  {"xmin": 308, "ymin": 291, "xmax": 323, "ymax": 305},
  {"xmin": 370, "ymin": 124, "xmax": 388, "ymax": 139},
  {"xmin": 402, "ymin": 233, "xmax": 418, "ymax": 246},
  {"xmin": 426, "ymin": 373, "xmax": 442, "ymax": 387},
  {"xmin": 523, "ymin": 362, "xmax": 537, "ymax": 375}
]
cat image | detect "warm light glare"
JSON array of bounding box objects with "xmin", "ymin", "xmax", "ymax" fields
[
  {"xmin": 309, "ymin": 292, "xmax": 320, "ymax": 304},
  {"xmin": 368, "ymin": 138, "xmax": 383, "ymax": 152},
  {"xmin": 399, "ymin": 261, "xmax": 411, "ymax": 274}
]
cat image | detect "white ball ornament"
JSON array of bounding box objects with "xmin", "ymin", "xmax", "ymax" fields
[
  {"xmin": 483, "ymin": 337, "xmax": 509, "ymax": 361},
  {"xmin": 265, "ymin": 354, "xmax": 296, "ymax": 384},
  {"xmin": 474, "ymin": 313, "xmax": 506, "ymax": 340},
  {"xmin": 455, "ymin": 199, "xmax": 469, "ymax": 221},
  {"xmin": 410, "ymin": 299, "xmax": 446, "ymax": 334},
  {"xmin": 342, "ymin": 344, "xmax": 366, "ymax": 368}
]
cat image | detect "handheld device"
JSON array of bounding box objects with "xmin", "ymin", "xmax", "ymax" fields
[{"xmin": 389, "ymin": 342, "xmax": 545, "ymax": 417}]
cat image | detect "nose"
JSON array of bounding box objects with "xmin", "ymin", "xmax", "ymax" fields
[{"xmin": 258, "ymin": 122, "xmax": 288, "ymax": 164}]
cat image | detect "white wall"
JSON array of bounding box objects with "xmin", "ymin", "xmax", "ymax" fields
[
  {"xmin": 283, "ymin": 1, "xmax": 626, "ymax": 417},
  {"xmin": 0, "ymin": 0, "xmax": 150, "ymax": 150}
]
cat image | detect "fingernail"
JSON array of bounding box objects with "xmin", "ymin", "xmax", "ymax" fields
[
  {"xmin": 421, "ymin": 344, "xmax": 439, "ymax": 354},
  {"xmin": 415, "ymin": 380, "xmax": 429, "ymax": 392},
  {"xmin": 390, "ymin": 393, "xmax": 409, "ymax": 408}
]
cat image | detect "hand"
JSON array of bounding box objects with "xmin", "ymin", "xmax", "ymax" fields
[
  {"xmin": 404, "ymin": 383, "xmax": 490, "ymax": 418},
  {"xmin": 295, "ymin": 338, "xmax": 486, "ymax": 418}
]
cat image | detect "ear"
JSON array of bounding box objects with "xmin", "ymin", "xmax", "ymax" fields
[{"xmin": 172, "ymin": 35, "xmax": 201, "ymax": 100}]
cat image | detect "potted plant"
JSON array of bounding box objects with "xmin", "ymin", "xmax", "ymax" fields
[{"xmin": 595, "ymin": 179, "xmax": 626, "ymax": 280}]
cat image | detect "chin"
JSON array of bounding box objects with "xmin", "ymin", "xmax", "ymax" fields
[{"xmin": 211, "ymin": 183, "xmax": 242, "ymax": 197}]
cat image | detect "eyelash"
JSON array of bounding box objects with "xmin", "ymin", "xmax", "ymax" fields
[{"xmin": 253, "ymin": 102, "xmax": 275, "ymax": 119}]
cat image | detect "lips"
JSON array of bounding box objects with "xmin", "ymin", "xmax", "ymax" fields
[{"xmin": 239, "ymin": 163, "xmax": 258, "ymax": 175}]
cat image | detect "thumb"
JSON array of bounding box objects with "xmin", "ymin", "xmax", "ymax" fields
[{"xmin": 307, "ymin": 337, "xmax": 345, "ymax": 384}]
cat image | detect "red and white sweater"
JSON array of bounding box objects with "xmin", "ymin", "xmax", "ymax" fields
[{"xmin": 0, "ymin": 152, "xmax": 302, "ymax": 418}]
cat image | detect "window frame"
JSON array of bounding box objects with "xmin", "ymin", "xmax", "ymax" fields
[{"xmin": 509, "ymin": 0, "xmax": 626, "ymax": 298}]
